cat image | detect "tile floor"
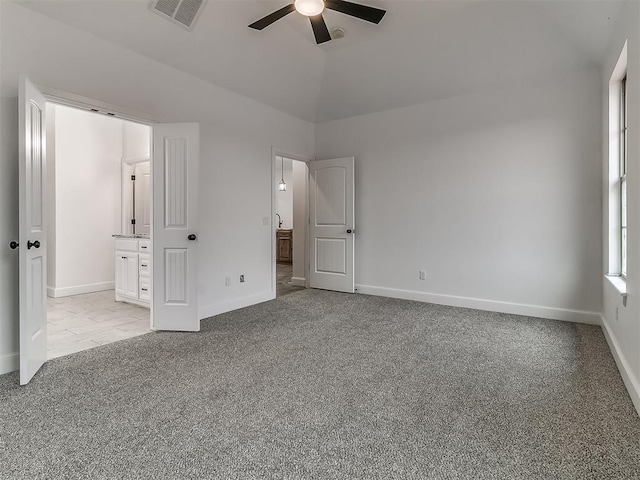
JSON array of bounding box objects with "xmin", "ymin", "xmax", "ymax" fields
[
  {"xmin": 47, "ymin": 290, "xmax": 150, "ymax": 360},
  {"xmin": 276, "ymin": 263, "xmax": 306, "ymax": 297}
]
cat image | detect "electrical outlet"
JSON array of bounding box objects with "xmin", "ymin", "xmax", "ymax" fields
[
  {"xmin": 240, "ymin": 275, "xmax": 245, "ymax": 283},
  {"xmin": 225, "ymin": 276, "xmax": 231, "ymax": 287},
  {"xmin": 419, "ymin": 270, "xmax": 426, "ymax": 281}
]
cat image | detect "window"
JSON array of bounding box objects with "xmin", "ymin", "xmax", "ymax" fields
[
  {"xmin": 620, "ymin": 74, "xmax": 628, "ymax": 277},
  {"xmin": 607, "ymin": 43, "xmax": 628, "ymax": 297}
]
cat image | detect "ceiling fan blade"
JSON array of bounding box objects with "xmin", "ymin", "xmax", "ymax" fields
[
  {"xmin": 325, "ymin": 0, "xmax": 386, "ymax": 24},
  {"xmin": 309, "ymin": 15, "xmax": 332, "ymax": 44},
  {"xmin": 248, "ymin": 4, "xmax": 296, "ymax": 30}
]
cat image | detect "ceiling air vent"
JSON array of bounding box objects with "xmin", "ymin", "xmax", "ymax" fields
[{"xmin": 149, "ymin": 0, "xmax": 206, "ymax": 31}]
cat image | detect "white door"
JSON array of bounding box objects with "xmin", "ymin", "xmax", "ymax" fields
[
  {"xmin": 18, "ymin": 76, "xmax": 47, "ymax": 385},
  {"xmin": 152, "ymin": 123, "xmax": 200, "ymax": 331},
  {"xmin": 309, "ymin": 157, "xmax": 355, "ymax": 293}
]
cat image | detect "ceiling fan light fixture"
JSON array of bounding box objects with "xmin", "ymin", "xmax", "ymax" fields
[{"xmin": 295, "ymin": 0, "xmax": 325, "ymax": 17}]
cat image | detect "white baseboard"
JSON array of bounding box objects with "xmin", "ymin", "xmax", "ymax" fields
[
  {"xmin": 48, "ymin": 281, "xmax": 114, "ymax": 298},
  {"xmin": 0, "ymin": 352, "xmax": 19, "ymax": 375},
  {"xmin": 600, "ymin": 316, "xmax": 640, "ymax": 417},
  {"xmin": 198, "ymin": 290, "xmax": 274, "ymax": 320},
  {"xmin": 355, "ymin": 284, "xmax": 602, "ymax": 325},
  {"xmin": 291, "ymin": 277, "xmax": 306, "ymax": 287}
]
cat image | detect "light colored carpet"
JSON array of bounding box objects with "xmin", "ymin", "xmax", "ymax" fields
[{"xmin": 1, "ymin": 289, "xmax": 639, "ymax": 479}]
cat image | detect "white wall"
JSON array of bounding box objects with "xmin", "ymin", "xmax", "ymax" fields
[
  {"xmin": 315, "ymin": 70, "xmax": 603, "ymax": 323},
  {"xmin": 601, "ymin": 1, "xmax": 640, "ymax": 414},
  {"xmin": 123, "ymin": 121, "xmax": 150, "ymax": 161},
  {"xmin": 0, "ymin": 2, "xmax": 314, "ymax": 373},
  {"xmin": 275, "ymin": 157, "xmax": 293, "ymax": 229},
  {"xmin": 48, "ymin": 105, "xmax": 123, "ymax": 297}
]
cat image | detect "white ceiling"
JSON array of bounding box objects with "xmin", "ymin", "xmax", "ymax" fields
[{"xmin": 17, "ymin": 0, "xmax": 623, "ymax": 123}]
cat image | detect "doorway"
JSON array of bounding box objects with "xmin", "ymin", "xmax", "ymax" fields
[
  {"xmin": 274, "ymin": 154, "xmax": 308, "ymax": 297},
  {"xmin": 45, "ymin": 103, "xmax": 152, "ymax": 359},
  {"xmin": 19, "ymin": 78, "xmax": 202, "ymax": 384}
]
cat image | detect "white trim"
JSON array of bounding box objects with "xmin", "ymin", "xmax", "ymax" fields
[
  {"xmin": 601, "ymin": 316, "xmax": 640, "ymax": 417},
  {"xmin": 355, "ymin": 284, "xmax": 602, "ymax": 325},
  {"xmin": 291, "ymin": 276, "xmax": 306, "ymax": 287},
  {"xmin": 48, "ymin": 281, "xmax": 115, "ymax": 298},
  {"xmin": 40, "ymin": 86, "xmax": 156, "ymax": 125},
  {"xmin": 271, "ymin": 147, "xmax": 314, "ymax": 297},
  {"xmin": 0, "ymin": 353, "xmax": 19, "ymax": 375},
  {"xmin": 198, "ymin": 290, "xmax": 274, "ymax": 320},
  {"xmin": 605, "ymin": 275, "xmax": 627, "ymax": 296}
]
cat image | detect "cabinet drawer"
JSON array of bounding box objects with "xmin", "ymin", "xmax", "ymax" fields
[
  {"xmin": 139, "ymin": 254, "xmax": 151, "ymax": 276},
  {"xmin": 139, "ymin": 280, "xmax": 151, "ymax": 301},
  {"xmin": 138, "ymin": 240, "xmax": 151, "ymax": 253},
  {"xmin": 115, "ymin": 239, "xmax": 138, "ymax": 252}
]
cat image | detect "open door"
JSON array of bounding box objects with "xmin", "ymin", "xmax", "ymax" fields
[
  {"xmin": 18, "ymin": 76, "xmax": 48, "ymax": 384},
  {"xmin": 152, "ymin": 123, "xmax": 200, "ymax": 331},
  {"xmin": 309, "ymin": 157, "xmax": 355, "ymax": 293}
]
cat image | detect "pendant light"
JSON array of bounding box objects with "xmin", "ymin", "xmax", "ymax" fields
[{"xmin": 278, "ymin": 157, "xmax": 287, "ymax": 191}]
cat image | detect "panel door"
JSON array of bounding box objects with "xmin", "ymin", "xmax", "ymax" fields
[
  {"xmin": 309, "ymin": 157, "xmax": 355, "ymax": 293},
  {"xmin": 19, "ymin": 76, "xmax": 48, "ymax": 385},
  {"xmin": 152, "ymin": 123, "xmax": 200, "ymax": 331}
]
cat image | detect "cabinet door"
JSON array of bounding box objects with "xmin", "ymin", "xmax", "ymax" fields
[
  {"xmin": 124, "ymin": 254, "xmax": 139, "ymax": 298},
  {"xmin": 280, "ymin": 237, "xmax": 292, "ymax": 263},
  {"xmin": 115, "ymin": 252, "xmax": 139, "ymax": 298},
  {"xmin": 277, "ymin": 230, "xmax": 293, "ymax": 264},
  {"xmin": 115, "ymin": 254, "xmax": 127, "ymax": 296}
]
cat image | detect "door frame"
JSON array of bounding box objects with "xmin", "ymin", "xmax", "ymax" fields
[
  {"xmin": 41, "ymin": 87, "xmax": 157, "ymax": 338},
  {"xmin": 271, "ymin": 148, "xmax": 313, "ymax": 296}
]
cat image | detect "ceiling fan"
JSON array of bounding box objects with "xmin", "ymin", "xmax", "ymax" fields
[{"xmin": 248, "ymin": 0, "xmax": 386, "ymax": 44}]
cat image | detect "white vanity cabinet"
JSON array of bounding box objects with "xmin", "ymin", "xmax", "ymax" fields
[{"xmin": 115, "ymin": 238, "xmax": 151, "ymax": 307}]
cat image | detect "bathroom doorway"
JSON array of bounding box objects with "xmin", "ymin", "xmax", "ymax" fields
[
  {"xmin": 45, "ymin": 103, "xmax": 152, "ymax": 359},
  {"xmin": 274, "ymin": 154, "xmax": 309, "ymax": 297}
]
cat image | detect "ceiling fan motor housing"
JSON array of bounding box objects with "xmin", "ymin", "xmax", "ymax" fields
[
  {"xmin": 295, "ymin": 0, "xmax": 325, "ymax": 16},
  {"xmin": 248, "ymin": 0, "xmax": 386, "ymax": 45}
]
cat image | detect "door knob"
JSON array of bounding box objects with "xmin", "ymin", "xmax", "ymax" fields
[
  {"xmin": 346, "ymin": 229, "xmax": 354, "ymax": 234},
  {"xmin": 187, "ymin": 234, "xmax": 197, "ymax": 241},
  {"xmin": 27, "ymin": 240, "xmax": 40, "ymax": 250},
  {"xmin": 9, "ymin": 241, "xmax": 18, "ymax": 250}
]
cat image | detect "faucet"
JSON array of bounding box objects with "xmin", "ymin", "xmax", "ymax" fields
[{"xmin": 275, "ymin": 213, "xmax": 283, "ymax": 229}]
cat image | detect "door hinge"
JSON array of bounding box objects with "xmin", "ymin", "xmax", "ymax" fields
[
  {"xmin": 131, "ymin": 175, "xmax": 136, "ymax": 181},
  {"xmin": 131, "ymin": 219, "xmax": 136, "ymax": 225}
]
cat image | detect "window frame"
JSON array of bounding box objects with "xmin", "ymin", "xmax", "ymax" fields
[{"xmin": 620, "ymin": 74, "xmax": 628, "ymax": 278}]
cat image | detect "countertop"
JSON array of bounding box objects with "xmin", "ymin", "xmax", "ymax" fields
[{"xmin": 112, "ymin": 234, "xmax": 150, "ymax": 239}]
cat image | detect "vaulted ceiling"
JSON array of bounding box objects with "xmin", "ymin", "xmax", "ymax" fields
[{"xmin": 17, "ymin": 0, "xmax": 623, "ymax": 123}]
